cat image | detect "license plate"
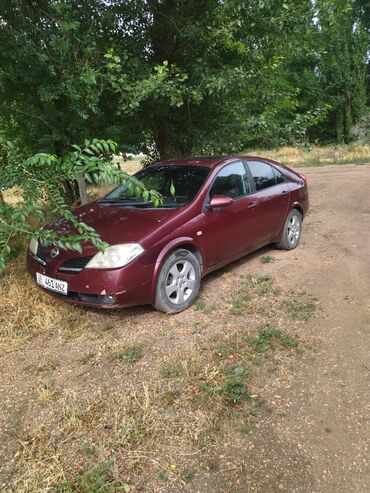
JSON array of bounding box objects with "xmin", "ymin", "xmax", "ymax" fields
[{"xmin": 36, "ymin": 273, "xmax": 68, "ymax": 295}]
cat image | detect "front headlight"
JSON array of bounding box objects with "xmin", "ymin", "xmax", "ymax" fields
[
  {"xmin": 85, "ymin": 243, "xmax": 144, "ymax": 269},
  {"xmin": 29, "ymin": 238, "xmax": 39, "ymax": 255}
]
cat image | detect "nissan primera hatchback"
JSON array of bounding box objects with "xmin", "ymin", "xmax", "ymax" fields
[{"xmin": 27, "ymin": 156, "xmax": 309, "ymax": 313}]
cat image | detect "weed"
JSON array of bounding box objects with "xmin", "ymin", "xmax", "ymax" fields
[
  {"xmin": 62, "ymin": 461, "xmax": 129, "ymax": 493},
  {"xmin": 35, "ymin": 358, "xmax": 59, "ymax": 374},
  {"xmin": 79, "ymin": 352, "xmax": 95, "ymax": 365},
  {"xmin": 157, "ymin": 469, "xmax": 168, "ymax": 481},
  {"xmin": 161, "ymin": 361, "xmax": 183, "ymax": 378},
  {"xmin": 214, "ymin": 343, "xmax": 231, "ymax": 358},
  {"xmin": 200, "ymin": 364, "xmax": 250, "ymax": 404},
  {"xmin": 248, "ymin": 323, "xmax": 299, "ymax": 352},
  {"xmin": 230, "ymin": 281, "xmax": 252, "ymax": 315},
  {"xmin": 183, "ymin": 468, "xmax": 195, "ymax": 482},
  {"xmin": 116, "ymin": 346, "xmax": 143, "ymax": 364},
  {"xmin": 194, "ymin": 299, "xmax": 207, "ymax": 311},
  {"xmin": 247, "ymin": 274, "xmax": 279, "ymax": 296},
  {"xmin": 161, "ymin": 390, "xmax": 179, "ymax": 407},
  {"xmin": 36, "ymin": 381, "xmax": 58, "ymax": 404},
  {"xmin": 260, "ymin": 255, "xmax": 275, "ymax": 264},
  {"xmin": 285, "ymin": 296, "xmax": 316, "ymax": 321}
]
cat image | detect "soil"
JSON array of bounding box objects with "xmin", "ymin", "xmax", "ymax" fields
[
  {"xmin": 190, "ymin": 163, "xmax": 370, "ymax": 492},
  {"xmin": 0, "ymin": 163, "xmax": 369, "ymax": 492}
]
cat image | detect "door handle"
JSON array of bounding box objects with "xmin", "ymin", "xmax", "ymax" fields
[{"xmin": 247, "ymin": 202, "xmax": 258, "ymax": 209}]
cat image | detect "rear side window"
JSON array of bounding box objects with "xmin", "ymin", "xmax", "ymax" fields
[
  {"xmin": 210, "ymin": 161, "xmax": 250, "ymax": 199},
  {"xmin": 248, "ymin": 160, "xmax": 283, "ymax": 191}
]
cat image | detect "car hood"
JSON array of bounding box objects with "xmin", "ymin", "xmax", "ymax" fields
[{"xmin": 46, "ymin": 202, "xmax": 181, "ymax": 247}]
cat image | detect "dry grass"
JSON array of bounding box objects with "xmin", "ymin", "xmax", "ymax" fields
[
  {"xmin": 247, "ymin": 143, "xmax": 370, "ymax": 167},
  {"xmin": 3, "ymin": 269, "xmax": 316, "ymax": 492},
  {"xmin": 0, "ymin": 263, "xmax": 95, "ymax": 355}
]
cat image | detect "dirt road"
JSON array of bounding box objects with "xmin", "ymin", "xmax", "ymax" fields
[
  {"xmin": 202, "ymin": 163, "xmax": 370, "ymax": 492},
  {"xmin": 262, "ymin": 163, "xmax": 370, "ymax": 492},
  {"xmin": 0, "ymin": 164, "xmax": 369, "ymax": 492}
]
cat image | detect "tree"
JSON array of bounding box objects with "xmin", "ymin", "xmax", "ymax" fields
[
  {"xmin": 0, "ymin": 139, "xmax": 161, "ymax": 270},
  {"xmin": 312, "ymin": 0, "xmax": 369, "ymax": 143}
]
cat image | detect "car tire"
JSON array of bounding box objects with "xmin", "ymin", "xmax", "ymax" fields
[
  {"xmin": 154, "ymin": 249, "xmax": 201, "ymax": 314},
  {"xmin": 276, "ymin": 208, "xmax": 302, "ymax": 250}
]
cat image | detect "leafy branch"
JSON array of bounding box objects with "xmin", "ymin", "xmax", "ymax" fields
[{"xmin": 0, "ymin": 139, "xmax": 161, "ymax": 271}]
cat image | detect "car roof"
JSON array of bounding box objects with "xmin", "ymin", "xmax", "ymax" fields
[{"xmin": 157, "ymin": 155, "xmax": 282, "ymax": 168}]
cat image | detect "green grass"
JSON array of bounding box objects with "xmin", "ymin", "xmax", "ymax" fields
[
  {"xmin": 248, "ymin": 323, "xmax": 299, "ymax": 352},
  {"xmin": 200, "ymin": 364, "xmax": 250, "ymax": 404},
  {"xmin": 160, "ymin": 361, "xmax": 183, "ymax": 378},
  {"xmin": 260, "ymin": 255, "xmax": 276, "ymax": 264},
  {"xmin": 246, "ymin": 274, "xmax": 280, "ymax": 296},
  {"xmin": 194, "ymin": 299, "xmax": 207, "ymax": 311},
  {"xmin": 61, "ymin": 461, "xmax": 130, "ymax": 493},
  {"xmin": 116, "ymin": 346, "xmax": 143, "ymax": 364},
  {"xmin": 230, "ymin": 282, "xmax": 252, "ymax": 315},
  {"xmin": 79, "ymin": 352, "xmax": 95, "ymax": 365},
  {"xmin": 285, "ymin": 297, "xmax": 316, "ymax": 321}
]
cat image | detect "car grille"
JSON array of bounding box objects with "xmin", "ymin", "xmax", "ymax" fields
[{"xmin": 58, "ymin": 256, "xmax": 93, "ymax": 273}]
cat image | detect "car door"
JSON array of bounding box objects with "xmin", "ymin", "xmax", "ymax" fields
[
  {"xmin": 246, "ymin": 160, "xmax": 289, "ymax": 245},
  {"xmin": 201, "ymin": 161, "xmax": 259, "ymax": 267}
]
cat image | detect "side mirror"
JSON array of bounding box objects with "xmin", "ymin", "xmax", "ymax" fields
[{"xmin": 209, "ymin": 194, "xmax": 233, "ymax": 209}]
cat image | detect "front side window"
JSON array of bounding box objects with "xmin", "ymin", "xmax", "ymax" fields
[
  {"xmin": 100, "ymin": 165, "xmax": 210, "ymax": 208},
  {"xmin": 248, "ymin": 160, "xmax": 281, "ymax": 191},
  {"xmin": 209, "ymin": 161, "xmax": 250, "ymax": 199}
]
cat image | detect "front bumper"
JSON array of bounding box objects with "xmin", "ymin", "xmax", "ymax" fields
[{"xmin": 27, "ymin": 252, "xmax": 155, "ymax": 309}]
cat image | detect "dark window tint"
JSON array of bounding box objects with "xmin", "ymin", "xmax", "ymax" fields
[
  {"xmin": 210, "ymin": 161, "xmax": 250, "ymax": 199},
  {"xmin": 101, "ymin": 165, "xmax": 210, "ymax": 208},
  {"xmin": 248, "ymin": 161, "xmax": 277, "ymax": 191},
  {"xmin": 273, "ymin": 166, "xmax": 285, "ymax": 184}
]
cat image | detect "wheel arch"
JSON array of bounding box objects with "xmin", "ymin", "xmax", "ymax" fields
[
  {"xmin": 150, "ymin": 237, "xmax": 204, "ymax": 301},
  {"xmin": 291, "ymin": 202, "xmax": 304, "ymax": 219}
]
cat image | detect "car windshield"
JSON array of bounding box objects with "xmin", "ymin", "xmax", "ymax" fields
[{"xmin": 99, "ymin": 165, "xmax": 210, "ymax": 208}]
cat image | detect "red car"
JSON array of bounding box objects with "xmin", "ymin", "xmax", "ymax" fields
[{"xmin": 27, "ymin": 156, "xmax": 309, "ymax": 313}]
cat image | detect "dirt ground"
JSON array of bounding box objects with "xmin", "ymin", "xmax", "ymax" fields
[{"xmin": 0, "ymin": 163, "xmax": 369, "ymax": 492}]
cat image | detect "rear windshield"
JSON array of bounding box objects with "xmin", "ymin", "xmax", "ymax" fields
[{"xmin": 100, "ymin": 165, "xmax": 210, "ymax": 208}]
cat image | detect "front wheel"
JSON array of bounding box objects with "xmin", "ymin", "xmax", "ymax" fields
[
  {"xmin": 276, "ymin": 209, "xmax": 302, "ymax": 250},
  {"xmin": 153, "ymin": 249, "xmax": 201, "ymax": 313}
]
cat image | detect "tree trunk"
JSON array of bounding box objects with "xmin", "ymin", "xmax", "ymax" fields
[
  {"xmin": 76, "ymin": 174, "xmax": 89, "ymax": 205},
  {"xmin": 0, "ymin": 190, "xmax": 4, "ymax": 203},
  {"xmin": 335, "ymin": 109, "xmax": 344, "ymax": 144},
  {"xmin": 156, "ymin": 127, "xmax": 189, "ymax": 160},
  {"xmin": 344, "ymin": 90, "xmax": 352, "ymax": 144}
]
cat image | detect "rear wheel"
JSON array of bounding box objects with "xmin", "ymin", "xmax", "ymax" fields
[
  {"xmin": 276, "ymin": 209, "xmax": 302, "ymax": 250},
  {"xmin": 153, "ymin": 249, "xmax": 201, "ymax": 313}
]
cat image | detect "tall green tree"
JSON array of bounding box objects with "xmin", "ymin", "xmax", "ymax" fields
[
  {"xmin": 0, "ymin": 0, "xmax": 116, "ymax": 155},
  {"xmin": 313, "ymin": 0, "xmax": 369, "ymax": 143}
]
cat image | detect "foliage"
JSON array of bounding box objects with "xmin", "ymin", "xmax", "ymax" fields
[
  {"xmin": 0, "ymin": 0, "xmax": 368, "ymax": 159},
  {"xmin": 0, "ymin": 0, "xmax": 368, "ymax": 270},
  {"xmin": 0, "ymin": 1, "xmax": 118, "ymax": 155},
  {"xmin": 247, "ymin": 324, "xmax": 299, "ymax": 352},
  {"xmin": 0, "ymin": 139, "xmax": 161, "ymax": 271}
]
